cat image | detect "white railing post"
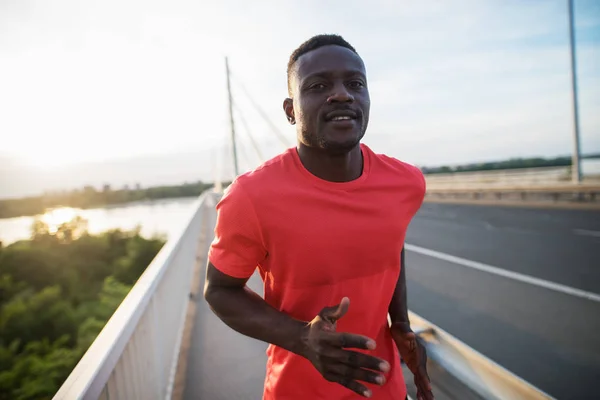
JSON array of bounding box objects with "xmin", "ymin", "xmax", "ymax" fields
[{"xmin": 151, "ymin": 297, "xmax": 165, "ymax": 399}]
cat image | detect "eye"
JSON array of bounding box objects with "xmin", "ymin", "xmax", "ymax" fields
[
  {"xmin": 348, "ymin": 80, "xmax": 365, "ymax": 89},
  {"xmin": 309, "ymin": 82, "xmax": 327, "ymax": 90}
]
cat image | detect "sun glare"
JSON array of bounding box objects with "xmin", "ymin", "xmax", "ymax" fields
[{"xmin": 41, "ymin": 207, "xmax": 79, "ymax": 234}]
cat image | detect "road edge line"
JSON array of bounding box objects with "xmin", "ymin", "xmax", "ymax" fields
[{"xmin": 405, "ymin": 243, "xmax": 600, "ymax": 303}]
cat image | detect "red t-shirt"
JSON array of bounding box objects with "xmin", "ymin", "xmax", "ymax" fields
[{"xmin": 208, "ymin": 143, "xmax": 426, "ymax": 399}]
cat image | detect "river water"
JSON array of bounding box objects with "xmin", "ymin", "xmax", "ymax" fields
[
  {"xmin": 582, "ymin": 158, "xmax": 600, "ymax": 175},
  {"xmin": 1, "ymin": 159, "xmax": 599, "ymax": 246},
  {"xmin": 0, "ymin": 197, "xmax": 199, "ymax": 246}
]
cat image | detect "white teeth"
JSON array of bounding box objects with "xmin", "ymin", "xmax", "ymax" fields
[{"xmin": 332, "ymin": 116, "xmax": 351, "ymax": 121}]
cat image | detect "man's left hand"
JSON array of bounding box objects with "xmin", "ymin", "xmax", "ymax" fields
[{"xmin": 391, "ymin": 324, "xmax": 434, "ymax": 400}]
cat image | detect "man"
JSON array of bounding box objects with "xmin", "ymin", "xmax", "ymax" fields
[{"xmin": 204, "ymin": 34, "xmax": 433, "ymax": 400}]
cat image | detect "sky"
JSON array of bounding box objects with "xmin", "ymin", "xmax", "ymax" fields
[{"xmin": 0, "ymin": 0, "xmax": 599, "ymax": 198}]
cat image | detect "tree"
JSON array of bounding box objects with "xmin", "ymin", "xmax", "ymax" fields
[{"xmin": 0, "ymin": 217, "xmax": 166, "ymax": 399}]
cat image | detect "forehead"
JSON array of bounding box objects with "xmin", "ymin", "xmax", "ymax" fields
[{"xmin": 294, "ymin": 45, "xmax": 366, "ymax": 82}]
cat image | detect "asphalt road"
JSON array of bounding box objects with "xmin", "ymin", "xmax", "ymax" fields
[
  {"xmin": 408, "ymin": 203, "xmax": 600, "ymax": 294},
  {"xmin": 405, "ymin": 202, "xmax": 600, "ymax": 400},
  {"xmin": 184, "ymin": 201, "xmax": 600, "ymax": 399},
  {"xmin": 184, "ymin": 271, "xmax": 268, "ymax": 400}
]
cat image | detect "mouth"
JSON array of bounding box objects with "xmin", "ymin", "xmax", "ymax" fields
[{"xmin": 324, "ymin": 109, "xmax": 359, "ymax": 123}]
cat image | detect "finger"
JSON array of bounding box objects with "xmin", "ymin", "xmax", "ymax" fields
[
  {"xmin": 414, "ymin": 369, "xmax": 431, "ymax": 389},
  {"xmin": 416, "ymin": 347, "xmax": 432, "ymax": 392},
  {"xmin": 416, "ymin": 388, "xmax": 434, "ymax": 400},
  {"xmin": 407, "ymin": 343, "xmax": 427, "ymax": 375},
  {"xmin": 416, "ymin": 382, "xmax": 433, "ymax": 399},
  {"xmin": 321, "ymin": 297, "xmax": 350, "ymax": 323},
  {"xmin": 419, "ymin": 371, "xmax": 433, "ymax": 392},
  {"xmin": 415, "ymin": 372, "xmax": 433, "ymax": 397},
  {"xmin": 326, "ymin": 362, "xmax": 386, "ymax": 386},
  {"xmin": 324, "ymin": 373, "xmax": 372, "ymax": 398},
  {"xmin": 403, "ymin": 352, "xmax": 418, "ymax": 370},
  {"xmin": 326, "ymin": 331, "xmax": 377, "ymax": 350},
  {"xmin": 421, "ymin": 373, "xmax": 433, "ymax": 392},
  {"xmin": 419, "ymin": 389, "xmax": 434, "ymax": 400},
  {"xmin": 321, "ymin": 347, "xmax": 390, "ymax": 373}
]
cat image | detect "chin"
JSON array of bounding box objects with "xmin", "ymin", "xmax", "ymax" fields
[
  {"xmin": 301, "ymin": 127, "xmax": 364, "ymax": 155},
  {"xmin": 321, "ymin": 137, "xmax": 361, "ymax": 155}
]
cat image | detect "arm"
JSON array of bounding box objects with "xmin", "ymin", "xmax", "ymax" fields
[
  {"xmin": 204, "ymin": 184, "xmax": 308, "ymax": 355},
  {"xmin": 203, "ymin": 262, "xmax": 306, "ymax": 355},
  {"xmin": 388, "ymin": 246, "xmax": 410, "ymax": 331},
  {"xmin": 204, "ymin": 263, "xmax": 389, "ymax": 397},
  {"xmin": 389, "ymin": 246, "xmax": 434, "ymax": 400}
]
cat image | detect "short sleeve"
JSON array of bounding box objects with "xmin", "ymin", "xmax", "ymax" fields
[
  {"xmin": 406, "ymin": 164, "xmax": 426, "ymax": 216},
  {"xmin": 208, "ymin": 180, "xmax": 267, "ymax": 279},
  {"xmin": 415, "ymin": 167, "xmax": 427, "ymax": 198}
]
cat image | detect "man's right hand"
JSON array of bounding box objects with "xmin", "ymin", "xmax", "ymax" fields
[{"xmin": 300, "ymin": 297, "xmax": 391, "ymax": 398}]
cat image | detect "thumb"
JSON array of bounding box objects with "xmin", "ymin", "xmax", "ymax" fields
[{"xmin": 322, "ymin": 297, "xmax": 350, "ymax": 323}]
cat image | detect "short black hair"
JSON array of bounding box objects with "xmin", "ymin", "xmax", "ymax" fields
[{"xmin": 287, "ymin": 34, "xmax": 358, "ymax": 95}]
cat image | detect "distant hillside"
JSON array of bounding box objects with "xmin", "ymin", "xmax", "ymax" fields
[
  {"xmin": 421, "ymin": 154, "xmax": 599, "ymax": 175},
  {"xmin": 583, "ymin": 153, "xmax": 600, "ymax": 159},
  {"xmin": 0, "ymin": 181, "xmax": 226, "ymax": 219}
]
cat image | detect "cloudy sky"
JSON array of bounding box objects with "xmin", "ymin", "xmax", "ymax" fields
[{"xmin": 0, "ymin": 0, "xmax": 598, "ymax": 197}]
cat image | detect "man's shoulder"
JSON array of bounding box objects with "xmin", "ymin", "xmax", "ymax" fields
[
  {"xmin": 224, "ymin": 148, "xmax": 295, "ymax": 198},
  {"xmin": 364, "ymin": 144, "xmax": 426, "ymax": 189}
]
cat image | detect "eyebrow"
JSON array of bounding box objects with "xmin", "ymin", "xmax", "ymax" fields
[{"xmin": 302, "ymin": 69, "xmax": 366, "ymax": 81}]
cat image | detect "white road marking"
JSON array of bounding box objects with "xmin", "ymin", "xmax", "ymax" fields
[
  {"xmin": 404, "ymin": 243, "xmax": 600, "ymax": 303},
  {"xmin": 573, "ymin": 228, "xmax": 600, "ymax": 238}
]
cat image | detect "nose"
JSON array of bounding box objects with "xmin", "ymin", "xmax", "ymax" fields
[{"xmin": 326, "ymin": 82, "xmax": 354, "ymax": 103}]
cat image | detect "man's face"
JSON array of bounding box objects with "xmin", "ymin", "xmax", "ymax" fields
[{"xmin": 284, "ymin": 45, "xmax": 370, "ymax": 154}]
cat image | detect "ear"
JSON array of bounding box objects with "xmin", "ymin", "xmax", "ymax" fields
[{"xmin": 283, "ymin": 98, "xmax": 295, "ymax": 125}]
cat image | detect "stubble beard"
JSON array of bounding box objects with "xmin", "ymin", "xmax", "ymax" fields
[{"xmin": 303, "ymin": 122, "xmax": 366, "ymax": 156}]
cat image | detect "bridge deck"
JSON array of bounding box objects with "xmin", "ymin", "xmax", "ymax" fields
[{"xmin": 183, "ymin": 270, "xmax": 268, "ymax": 400}]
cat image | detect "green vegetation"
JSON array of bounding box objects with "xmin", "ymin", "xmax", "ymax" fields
[
  {"xmin": 0, "ymin": 181, "xmax": 217, "ymax": 219},
  {"xmin": 421, "ymin": 155, "xmax": 576, "ymax": 175},
  {"xmin": 0, "ymin": 217, "xmax": 165, "ymax": 400}
]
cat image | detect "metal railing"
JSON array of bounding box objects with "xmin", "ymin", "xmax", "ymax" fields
[
  {"xmin": 424, "ymin": 166, "xmax": 571, "ymax": 186},
  {"xmin": 424, "ymin": 165, "xmax": 600, "ymax": 188},
  {"xmin": 53, "ymin": 191, "xmax": 213, "ymax": 400},
  {"xmin": 425, "ymin": 183, "xmax": 600, "ymax": 205},
  {"xmin": 408, "ymin": 311, "xmax": 555, "ymax": 400}
]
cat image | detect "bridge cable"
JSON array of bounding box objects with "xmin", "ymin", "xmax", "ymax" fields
[
  {"xmin": 229, "ymin": 72, "xmax": 292, "ymax": 150},
  {"xmin": 232, "ymin": 100, "xmax": 265, "ymax": 163},
  {"xmin": 234, "ymin": 130, "xmax": 254, "ymax": 173}
]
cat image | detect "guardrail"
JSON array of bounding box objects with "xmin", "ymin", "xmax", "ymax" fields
[
  {"xmin": 425, "ymin": 184, "xmax": 600, "ymax": 204},
  {"xmin": 424, "ymin": 166, "xmax": 571, "ymax": 186},
  {"xmin": 408, "ymin": 311, "xmax": 555, "ymax": 400},
  {"xmin": 424, "ymin": 165, "xmax": 600, "ymax": 188},
  {"xmin": 53, "ymin": 191, "xmax": 212, "ymax": 400}
]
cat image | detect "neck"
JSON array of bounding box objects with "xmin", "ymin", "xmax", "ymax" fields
[{"xmin": 296, "ymin": 143, "xmax": 363, "ymax": 182}]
